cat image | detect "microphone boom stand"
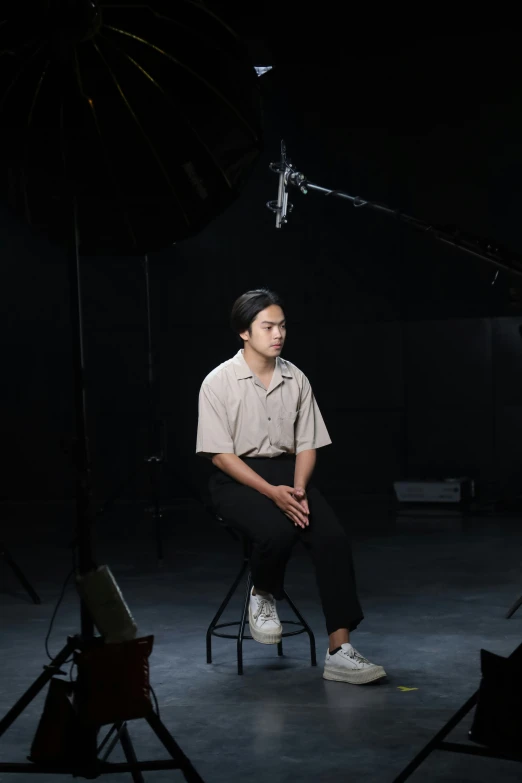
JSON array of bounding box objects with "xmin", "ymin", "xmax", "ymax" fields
[
  {"xmin": 268, "ymin": 140, "xmax": 522, "ymax": 279},
  {"xmin": 268, "ymin": 141, "xmax": 522, "ymax": 781}
]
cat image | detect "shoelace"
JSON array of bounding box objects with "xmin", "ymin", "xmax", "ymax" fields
[
  {"xmin": 258, "ymin": 598, "xmax": 278, "ymax": 622},
  {"xmin": 344, "ymin": 648, "xmax": 371, "ymax": 665}
]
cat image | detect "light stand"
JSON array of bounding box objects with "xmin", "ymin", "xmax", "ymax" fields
[
  {"xmin": 142, "ymin": 255, "xmax": 167, "ymax": 565},
  {"xmin": 0, "ymin": 201, "xmax": 205, "ymax": 781},
  {"xmin": 96, "ymin": 255, "xmax": 168, "ymax": 566},
  {"xmin": 95, "ymin": 253, "xmax": 203, "ymax": 565},
  {"xmin": 391, "ymin": 640, "xmax": 522, "ymax": 782}
]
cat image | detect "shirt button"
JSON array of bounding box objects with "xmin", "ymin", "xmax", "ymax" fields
[{"xmin": 268, "ymin": 417, "xmax": 271, "ymax": 421}]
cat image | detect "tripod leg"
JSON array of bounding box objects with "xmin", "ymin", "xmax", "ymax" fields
[
  {"xmin": 1, "ymin": 543, "xmax": 41, "ymax": 604},
  {"xmin": 505, "ymin": 594, "xmax": 522, "ymax": 619},
  {"xmin": 391, "ymin": 691, "xmax": 479, "ymax": 783},
  {"xmin": 118, "ymin": 723, "xmax": 145, "ymax": 783},
  {"xmin": 145, "ymin": 711, "xmax": 206, "ymax": 783},
  {"xmin": 0, "ymin": 638, "xmax": 76, "ymax": 738},
  {"xmin": 98, "ymin": 723, "xmax": 122, "ymax": 759}
]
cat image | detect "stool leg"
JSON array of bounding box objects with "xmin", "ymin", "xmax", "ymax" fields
[
  {"xmin": 237, "ymin": 571, "xmax": 252, "ymax": 675},
  {"xmin": 206, "ymin": 559, "xmax": 249, "ymax": 664},
  {"xmin": 277, "ymin": 592, "xmax": 284, "ymax": 654},
  {"xmin": 283, "ymin": 589, "xmax": 317, "ymax": 667}
]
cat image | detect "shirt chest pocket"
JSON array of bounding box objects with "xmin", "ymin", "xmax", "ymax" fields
[{"xmin": 274, "ymin": 408, "xmax": 299, "ymax": 447}]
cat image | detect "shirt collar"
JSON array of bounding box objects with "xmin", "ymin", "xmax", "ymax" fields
[{"xmin": 232, "ymin": 349, "xmax": 293, "ymax": 380}]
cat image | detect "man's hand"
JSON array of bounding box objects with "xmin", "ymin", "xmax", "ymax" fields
[
  {"xmin": 292, "ymin": 486, "xmax": 309, "ymax": 516},
  {"xmin": 269, "ymin": 485, "xmax": 309, "ymax": 528}
]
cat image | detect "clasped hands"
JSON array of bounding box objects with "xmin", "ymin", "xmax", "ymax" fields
[{"xmin": 269, "ymin": 484, "xmax": 309, "ymax": 528}]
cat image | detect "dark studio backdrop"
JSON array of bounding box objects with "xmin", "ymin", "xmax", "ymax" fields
[{"xmin": 3, "ymin": 12, "xmax": 522, "ymax": 515}]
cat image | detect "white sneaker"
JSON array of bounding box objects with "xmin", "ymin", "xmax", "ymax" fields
[
  {"xmin": 323, "ymin": 643, "xmax": 386, "ymax": 684},
  {"xmin": 248, "ymin": 590, "xmax": 282, "ymax": 644}
]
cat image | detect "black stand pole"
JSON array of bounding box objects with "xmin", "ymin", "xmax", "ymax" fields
[
  {"xmin": 95, "ymin": 255, "xmax": 167, "ymax": 565},
  {"xmin": 95, "ymin": 253, "xmax": 204, "ymax": 562},
  {"xmin": 0, "ymin": 201, "xmax": 205, "ymax": 781},
  {"xmin": 69, "ymin": 198, "xmax": 97, "ymax": 637},
  {"xmin": 142, "ymin": 255, "xmax": 166, "ymax": 565}
]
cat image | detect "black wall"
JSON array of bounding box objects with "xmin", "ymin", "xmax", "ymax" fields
[{"xmin": 3, "ymin": 28, "xmax": 522, "ymax": 506}]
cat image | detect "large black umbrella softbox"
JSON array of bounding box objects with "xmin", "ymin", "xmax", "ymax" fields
[
  {"xmin": 0, "ymin": 8, "xmax": 262, "ymax": 775},
  {"xmin": 0, "ymin": 0, "xmax": 263, "ymax": 254}
]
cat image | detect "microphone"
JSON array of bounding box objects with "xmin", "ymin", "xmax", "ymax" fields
[
  {"xmin": 275, "ymin": 140, "xmax": 289, "ymax": 229},
  {"xmin": 267, "ymin": 139, "xmax": 292, "ymax": 228}
]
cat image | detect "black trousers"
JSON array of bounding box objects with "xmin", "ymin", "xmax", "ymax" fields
[{"xmin": 209, "ymin": 455, "xmax": 364, "ymax": 636}]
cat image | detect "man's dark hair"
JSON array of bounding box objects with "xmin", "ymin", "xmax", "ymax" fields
[{"xmin": 230, "ymin": 288, "xmax": 284, "ymax": 341}]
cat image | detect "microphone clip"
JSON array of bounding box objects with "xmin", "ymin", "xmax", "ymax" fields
[
  {"xmin": 267, "ymin": 141, "xmax": 309, "ymax": 227},
  {"xmin": 267, "ymin": 140, "xmax": 294, "ymax": 228}
]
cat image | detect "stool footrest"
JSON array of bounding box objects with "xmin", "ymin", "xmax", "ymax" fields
[
  {"xmin": 211, "ymin": 620, "xmax": 310, "ymax": 640},
  {"xmin": 205, "ymin": 536, "xmax": 317, "ymax": 673}
]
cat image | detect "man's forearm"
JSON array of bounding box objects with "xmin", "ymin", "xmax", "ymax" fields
[
  {"xmin": 294, "ymin": 449, "xmax": 316, "ymax": 489},
  {"xmin": 211, "ymin": 453, "xmax": 275, "ymax": 498}
]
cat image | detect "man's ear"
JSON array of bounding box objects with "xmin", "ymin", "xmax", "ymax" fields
[{"xmin": 240, "ymin": 329, "xmax": 249, "ymax": 342}]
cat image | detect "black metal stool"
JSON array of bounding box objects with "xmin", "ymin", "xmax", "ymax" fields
[{"xmin": 206, "ymin": 516, "xmax": 317, "ymax": 675}]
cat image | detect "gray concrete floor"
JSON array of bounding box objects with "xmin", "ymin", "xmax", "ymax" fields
[{"xmin": 1, "ymin": 500, "xmax": 522, "ymax": 782}]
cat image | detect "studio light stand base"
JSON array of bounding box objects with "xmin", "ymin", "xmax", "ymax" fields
[
  {"xmin": 0, "ymin": 204, "xmax": 205, "ymax": 782},
  {"xmin": 392, "ymin": 641, "xmax": 522, "ymax": 782},
  {"xmin": 0, "ymin": 634, "xmax": 205, "ymax": 782}
]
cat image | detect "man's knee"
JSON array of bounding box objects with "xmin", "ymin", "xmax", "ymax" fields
[
  {"xmin": 308, "ymin": 489, "xmax": 349, "ymax": 535},
  {"xmin": 255, "ymin": 524, "xmax": 297, "ymax": 553}
]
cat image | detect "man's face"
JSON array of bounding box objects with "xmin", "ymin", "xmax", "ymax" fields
[{"xmin": 240, "ymin": 304, "xmax": 286, "ymax": 359}]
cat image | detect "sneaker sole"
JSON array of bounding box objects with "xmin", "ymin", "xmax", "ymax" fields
[
  {"xmin": 323, "ymin": 665, "xmax": 387, "ymax": 685},
  {"xmin": 248, "ymin": 605, "xmax": 282, "ymax": 645}
]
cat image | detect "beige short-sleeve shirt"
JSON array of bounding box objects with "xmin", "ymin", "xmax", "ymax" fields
[{"xmin": 196, "ymin": 350, "xmax": 332, "ymax": 458}]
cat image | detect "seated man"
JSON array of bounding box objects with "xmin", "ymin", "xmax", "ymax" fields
[{"xmin": 196, "ymin": 288, "xmax": 386, "ymax": 685}]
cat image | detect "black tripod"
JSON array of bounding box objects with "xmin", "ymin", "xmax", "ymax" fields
[
  {"xmin": 0, "ymin": 203, "xmax": 205, "ymax": 782},
  {"xmin": 0, "ymin": 633, "xmax": 204, "ymax": 780},
  {"xmin": 0, "ymin": 541, "xmax": 41, "ymax": 605},
  {"xmin": 391, "ymin": 640, "xmax": 522, "ymax": 782}
]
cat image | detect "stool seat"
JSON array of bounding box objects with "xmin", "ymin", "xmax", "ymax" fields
[{"xmin": 206, "ymin": 514, "xmax": 317, "ymax": 674}]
